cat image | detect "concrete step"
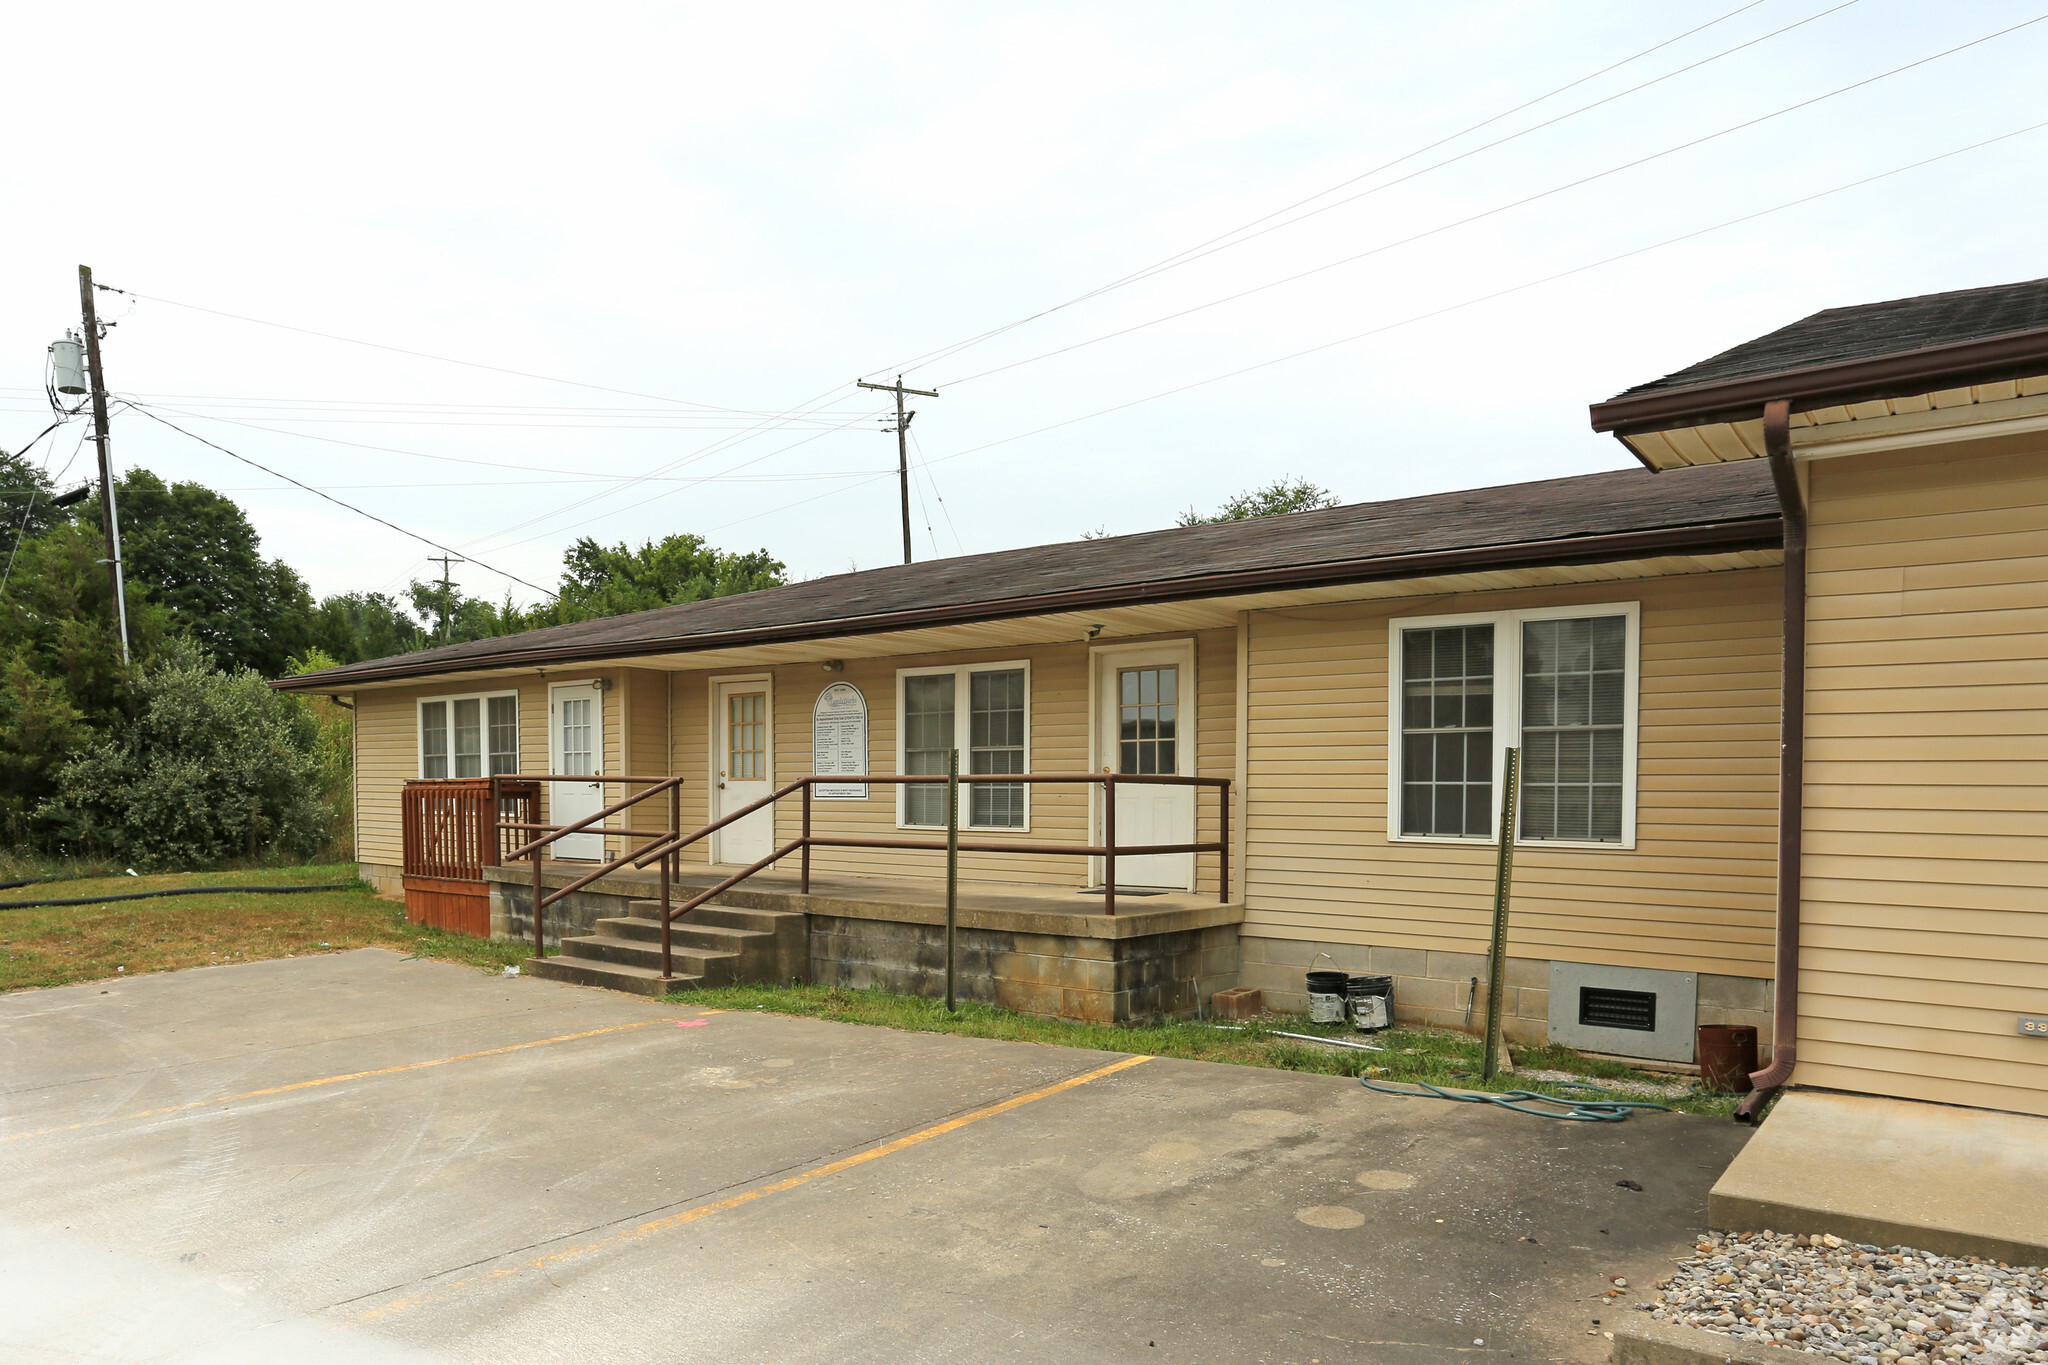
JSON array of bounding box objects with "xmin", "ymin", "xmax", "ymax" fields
[
  {"xmin": 522, "ymin": 954, "xmax": 696, "ymax": 997},
  {"xmin": 627, "ymin": 899, "xmax": 802, "ymax": 937},
  {"xmin": 597, "ymin": 916, "xmax": 762, "ymax": 953},
  {"xmin": 558, "ymin": 933, "xmax": 741, "ymax": 983}
]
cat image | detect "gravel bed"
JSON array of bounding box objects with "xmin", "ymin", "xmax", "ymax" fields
[
  {"xmin": 1516, "ymin": 1067, "xmax": 1695, "ymax": 1099},
  {"xmin": 1647, "ymin": 1232, "xmax": 2045, "ymax": 1363}
]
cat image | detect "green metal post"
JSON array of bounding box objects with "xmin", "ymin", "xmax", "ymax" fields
[
  {"xmin": 945, "ymin": 748, "xmax": 960, "ymax": 1012},
  {"xmin": 1481, "ymin": 746, "xmax": 1521, "ymax": 1083}
]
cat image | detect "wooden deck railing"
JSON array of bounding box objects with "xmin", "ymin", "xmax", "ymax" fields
[{"xmin": 401, "ymin": 779, "xmax": 542, "ymax": 880}]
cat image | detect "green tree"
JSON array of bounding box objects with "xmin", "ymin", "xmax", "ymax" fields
[
  {"xmin": 0, "ymin": 446, "xmax": 62, "ymax": 546},
  {"xmin": 546, "ymin": 532, "xmax": 785, "ymax": 621},
  {"xmin": 287, "ymin": 647, "xmax": 356, "ymax": 857},
  {"xmin": 40, "ymin": 637, "xmax": 331, "ymax": 867},
  {"xmin": 307, "ymin": 590, "xmax": 429, "ymax": 663},
  {"xmin": 97, "ymin": 469, "xmax": 316, "ymax": 675},
  {"xmin": 1175, "ymin": 476, "xmax": 1339, "ymax": 527}
]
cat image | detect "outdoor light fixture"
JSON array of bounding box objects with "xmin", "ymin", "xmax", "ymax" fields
[{"xmin": 821, "ymin": 659, "xmax": 846, "ymax": 672}]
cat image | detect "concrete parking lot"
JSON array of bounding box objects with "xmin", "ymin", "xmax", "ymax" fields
[{"xmin": 0, "ymin": 949, "xmax": 1748, "ymax": 1363}]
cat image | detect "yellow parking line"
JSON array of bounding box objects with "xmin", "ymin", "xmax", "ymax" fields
[
  {"xmin": 357, "ymin": 1052, "xmax": 1155, "ymax": 1320},
  {"xmin": 2, "ymin": 1016, "xmax": 696, "ymax": 1144}
]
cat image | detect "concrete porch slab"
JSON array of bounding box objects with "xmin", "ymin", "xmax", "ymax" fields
[
  {"xmin": 1708, "ymin": 1091, "xmax": 2048, "ymax": 1264},
  {"xmin": 483, "ymin": 862, "xmax": 1243, "ymax": 938}
]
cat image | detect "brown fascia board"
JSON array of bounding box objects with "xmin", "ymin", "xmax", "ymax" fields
[
  {"xmin": 1588, "ymin": 326, "xmax": 2048, "ymax": 438},
  {"xmin": 272, "ymin": 515, "xmax": 1781, "ymax": 692}
]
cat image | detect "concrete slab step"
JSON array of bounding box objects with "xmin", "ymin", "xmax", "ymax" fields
[
  {"xmin": 597, "ymin": 916, "xmax": 763, "ymax": 951},
  {"xmin": 628, "ymin": 900, "xmax": 802, "ymax": 936},
  {"xmin": 558, "ymin": 933, "xmax": 740, "ymax": 981},
  {"xmin": 522, "ymin": 954, "xmax": 694, "ymax": 997}
]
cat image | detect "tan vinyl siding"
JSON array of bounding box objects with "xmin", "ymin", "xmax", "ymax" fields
[
  {"xmin": 1242, "ymin": 569, "xmax": 1782, "ymax": 977},
  {"xmin": 1797, "ymin": 441, "xmax": 2048, "ymax": 1117},
  {"xmin": 352, "ymin": 678, "xmax": 551, "ymax": 870},
  {"xmin": 660, "ymin": 631, "xmax": 1237, "ymax": 892}
]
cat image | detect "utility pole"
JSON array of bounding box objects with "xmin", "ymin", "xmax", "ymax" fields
[
  {"xmin": 427, "ymin": 554, "xmax": 464, "ymax": 642},
  {"xmin": 856, "ymin": 375, "xmax": 938, "ymax": 565},
  {"xmin": 78, "ymin": 265, "xmax": 131, "ymax": 665}
]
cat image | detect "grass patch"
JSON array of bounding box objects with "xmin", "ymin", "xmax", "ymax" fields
[
  {"xmin": 665, "ymin": 983, "xmax": 1741, "ymax": 1117},
  {"xmin": 0, "ymin": 865, "xmax": 528, "ymax": 991}
]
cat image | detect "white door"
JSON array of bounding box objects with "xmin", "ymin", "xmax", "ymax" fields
[
  {"xmin": 1095, "ymin": 646, "xmax": 1196, "ymax": 890},
  {"xmin": 548, "ymin": 681, "xmax": 606, "ymax": 861},
  {"xmin": 713, "ymin": 680, "xmax": 774, "ymax": 866}
]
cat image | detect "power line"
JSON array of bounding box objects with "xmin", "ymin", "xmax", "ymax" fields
[
  {"xmin": 106, "ymin": 288, "xmax": 792, "ymax": 417},
  {"xmin": 868, "ymin": 0, "xmax": 1823, "ymax": 380},
  {"xmin": 124, "ymin": 404, "xmax": 558, "ymax": 599},
  {"xmin": 940, "ymin": 9, "xmax": 2048, "ymax": 389},
  {"xmin": 708, "ymin": 117, "xmax": 2048, "ymax": 539},
  {"xmin": 126, "ymin": 400, "xmax": 888, "ymax": 484}
]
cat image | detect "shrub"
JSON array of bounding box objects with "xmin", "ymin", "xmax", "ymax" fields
[{"xmin": 40, "ymin": 638, "xmax": 332, "ymax": 868}]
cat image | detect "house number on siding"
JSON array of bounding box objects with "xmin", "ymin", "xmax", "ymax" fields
[{"xmin": 813, "ymin": 682, "xmax": 869, "ymax": 800}]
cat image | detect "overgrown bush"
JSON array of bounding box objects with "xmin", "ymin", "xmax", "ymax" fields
[
  {"xmin": 287, "ymin": 648, "xmax": 355, "ymax": 858},
  {"xmin": 39, "ymin": 638, "xmax": 332, "ymax": 868}
]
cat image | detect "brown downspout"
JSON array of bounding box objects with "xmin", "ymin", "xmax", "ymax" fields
[{"xmin": 1737, "ymin": 398, "xmax": 1804, "ymax": 1123}]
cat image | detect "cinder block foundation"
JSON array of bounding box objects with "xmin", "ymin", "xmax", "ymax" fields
[{"xmin": 1239, "ymin": 933, "xmax": 1771, "ymax": 1056}]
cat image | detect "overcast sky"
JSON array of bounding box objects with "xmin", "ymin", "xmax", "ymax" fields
[{"xmin": 3, "ymin": 0, "xmax": 2044, "ymax": 609}]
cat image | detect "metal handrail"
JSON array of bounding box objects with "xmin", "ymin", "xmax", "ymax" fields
[
  {"xmin": 492, "ymin": 774, "xmax": 685, "ymax": 962},
  {"xmin": 504, "ymin": 770, "xmax": 1233, "ymax": 985},
  {"xmin": 638, "ymin": 771, "xmax": 1232, "ymax": 981}
]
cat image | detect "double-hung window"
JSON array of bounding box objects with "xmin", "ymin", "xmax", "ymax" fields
[
  {"xmin": 419, "ymin": 692, "xmax": 520, "ymax": 779},
  {"xmin": 898, "ymin": 662, "xmax": 1030, "ymax": 829},
  {"xmin": 1389, "ymin": 604, "xmax": 1638, "ymax": 847}
]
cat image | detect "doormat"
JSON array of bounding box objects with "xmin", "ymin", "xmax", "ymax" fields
[{"xmin": 1075, "ymin": 888, "xmax": 1168, "ymax": 897}]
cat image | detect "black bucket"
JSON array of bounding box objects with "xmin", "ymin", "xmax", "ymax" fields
[
  {"xmin": 1346, "ymin": 974, "xmax": 1393, "ymax": 999},
  {"xmin": 1305, "ymin": 970, "xmax": 1349, "ymax": 995}
]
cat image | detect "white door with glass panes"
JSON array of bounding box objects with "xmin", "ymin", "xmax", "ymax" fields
[
  {"xmin": 1093, "ymin": 644, "xmax": 1195, "ymax": 890},
  {"xmin": 547, "ymin": 681, "xmax": 606, "ymax": 861},
  {"xmin": 713, "ymin": 680, "xmax": 774, "ymax": 865}
]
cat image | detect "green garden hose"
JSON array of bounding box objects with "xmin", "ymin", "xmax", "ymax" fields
[{"xmin": 1359, "ymin": 1075, "xmax": 1674, "ymax": 1122}]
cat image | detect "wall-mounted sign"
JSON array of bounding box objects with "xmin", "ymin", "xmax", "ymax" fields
[{"xmin": 812, "ymin": 682, "xmax": 869, "ymax": 799}]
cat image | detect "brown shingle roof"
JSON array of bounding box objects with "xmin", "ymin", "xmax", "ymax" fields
[
  {"xmin": 1591, "ymin": 276, "xmax": 2048, "ymax": 438},
  {"xmin": 277, "ymin": 460, "xmax": 1779, "ymax": 690},
  {"xmin": 1612, "ymin": 276, "xmax": 2048, "ymax": 399}
]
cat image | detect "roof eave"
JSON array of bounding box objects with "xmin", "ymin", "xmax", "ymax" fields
[
  {"xmin": 1589, "ymin": 325, "xmax": 2048, "ymax": 440},
  {"xmin": 271, "ymin": 515, "xmax": 1782, "ymax": 692}
]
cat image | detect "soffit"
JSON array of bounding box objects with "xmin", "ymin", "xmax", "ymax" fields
[{"xmin": 1619, "ymin": 374, "xmax": 2048, "ymax": 470}]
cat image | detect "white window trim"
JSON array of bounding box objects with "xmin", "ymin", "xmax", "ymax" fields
[
  {"xmin": 1385, "ymin": 602, "xmax": 1641, "ymax": 851},
  {"xmin": 895, "ymin": 660, "xmax": 1032, "ymax": 832},
  {"xmin": 417, "ymin": 689, "xmax": 522, "ymax": 779}
]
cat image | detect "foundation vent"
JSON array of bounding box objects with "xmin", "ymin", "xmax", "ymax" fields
[
  {"xmin": 1548, "ymin": 963, "xmax": 1697, "ymax": 1063},
  {"xmin": 1579, "ymin": 986, "xmax": 1656, "ymax": 1032}
]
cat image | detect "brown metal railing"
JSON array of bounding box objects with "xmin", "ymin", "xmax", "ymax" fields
[
  {"xmin": 495, "ymin": 774, "xmax": 685, "ymax": 961},
  {"xmin": 402, "ymin": 778, "xmax": 542, "ymax": 880},
  {"xmin": 626, "ymin": 772, "xmax": 1232, "ymax": 981}
]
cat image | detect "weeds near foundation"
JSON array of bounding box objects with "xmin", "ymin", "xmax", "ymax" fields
[
  {"xmin": 666, "ymin": 983, "xmax": 1743, "ymax": 1117},
  {"xmin": 0, "ymin": 866, "xmax": 527, "ymax": 991}
]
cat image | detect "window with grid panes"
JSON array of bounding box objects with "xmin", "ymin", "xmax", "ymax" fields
[
  {"xmin": 902, "ymin": 674, "xmax": 955, "ymax": 827},
  {"xmin": 1519, "ymin": 616, "xmax": 1626, "ymax": 843},
  {"xmin": 420, "ymin": 694, "xmax": 518, "ymax": 779},
  {"xmin": 1117, "ymin": 667, "xmax": 1177, "ymax": 775},
  {"xmin": 726, "ymin": 692, "xmax": 766, "ymax": 781},
  {"xmin": 901, "ymin": 666, "xmax": 1029, "ymax": 828},
  {"xmin": 1399, "ymin": 625, "xmax": 1495, "ymax": 837},
  {"xmin": 969, "ymin": 669, "xmax": 1026, "ymax": 827}
]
